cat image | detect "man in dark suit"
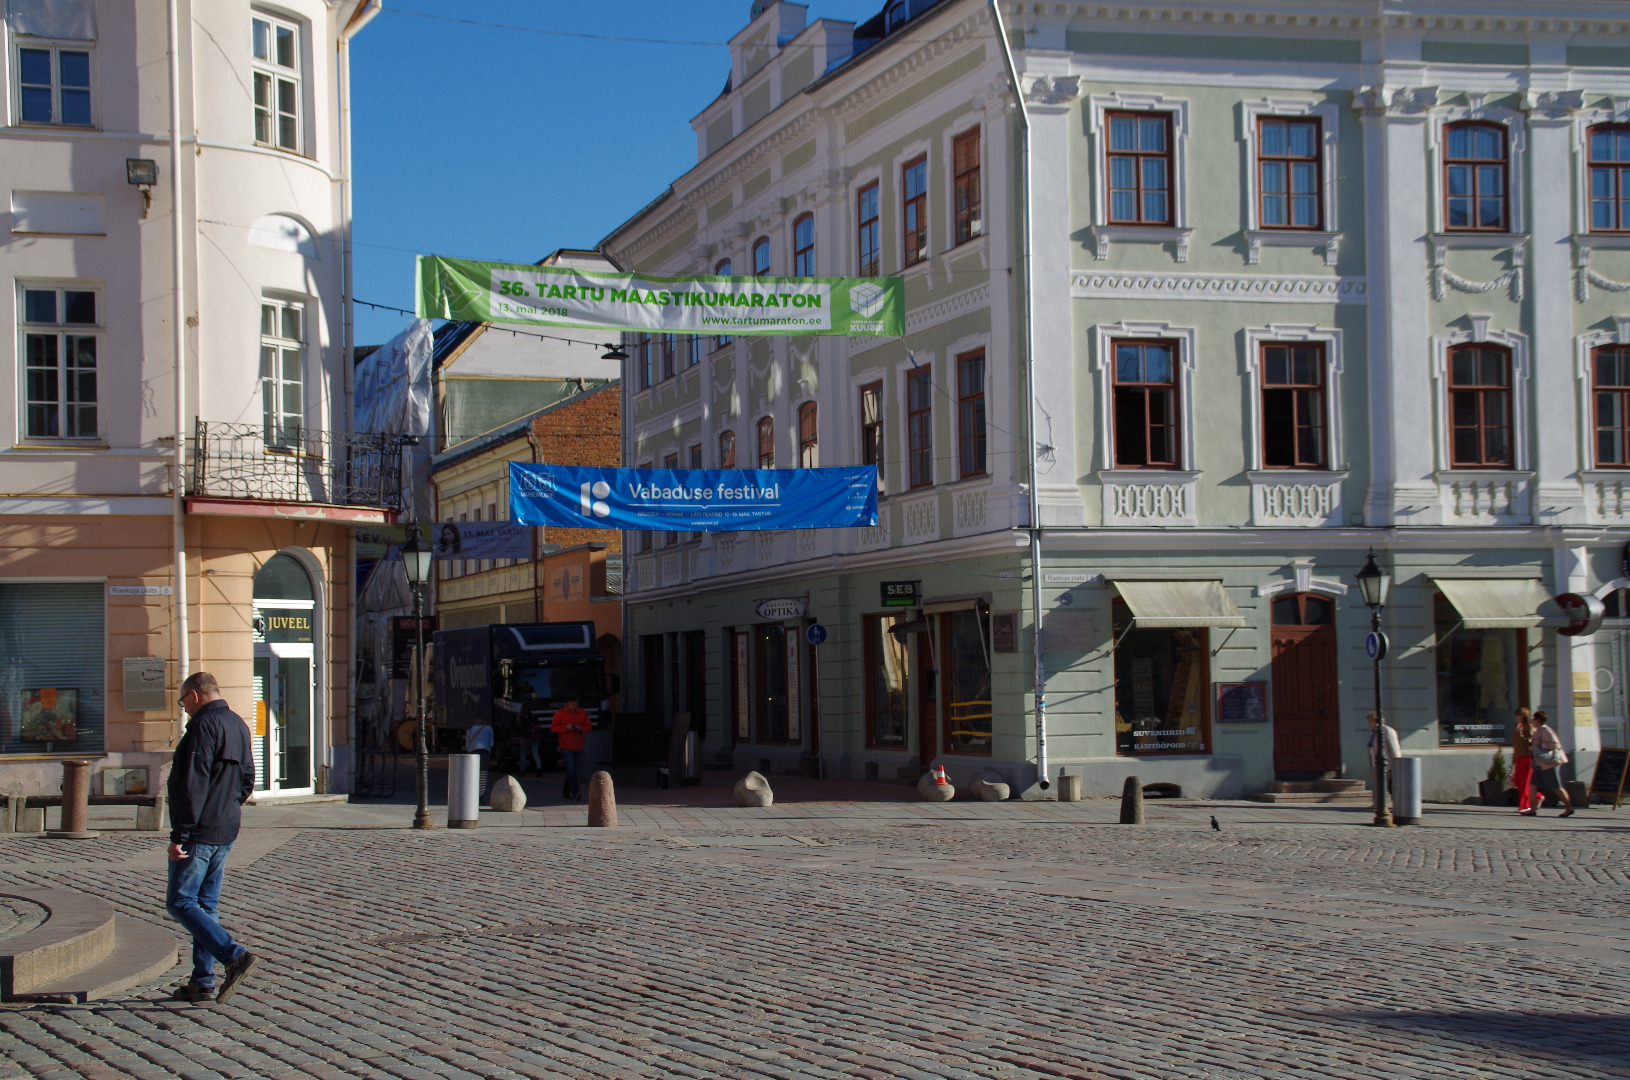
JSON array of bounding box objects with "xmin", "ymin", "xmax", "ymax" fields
[{"xmin": 166, "ymin": 671, "xmax": 260, "ymax": 1004}]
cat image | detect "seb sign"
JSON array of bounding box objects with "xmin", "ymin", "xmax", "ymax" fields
[{"xmin": 1552, "ymin": 592, "xmax": 1606, "ymax": 638}]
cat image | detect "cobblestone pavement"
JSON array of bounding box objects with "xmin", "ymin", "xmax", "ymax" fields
[{"xmin": 2, "ymin": 793, "xmax": 1628, "ymax": 1080}]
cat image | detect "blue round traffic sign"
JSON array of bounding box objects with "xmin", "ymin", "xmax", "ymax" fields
[
  {"xmin": 806, "ymin": 623, "xmax": 828, "ymax": 646},
  {"xmin": 1365, "ymin": 631, "xmax": 1388, "ymax": 662}
]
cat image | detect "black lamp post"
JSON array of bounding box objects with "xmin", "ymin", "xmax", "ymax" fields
[
  {"xmin": 1356, "ymin": 549, "xmax": 1393, "ymax": 828},
  {"xmin": 401, "ymin": 524, "xmax": 434, "ymax": 830}
]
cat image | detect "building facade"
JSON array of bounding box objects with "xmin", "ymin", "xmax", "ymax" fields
[
  {"xmin": 0, "ymin": 0, "xmax": 387, "ymax": 798},
  {"xmin": 609, "ymin": 0, "xmax": 1630, "ymax": 801}
]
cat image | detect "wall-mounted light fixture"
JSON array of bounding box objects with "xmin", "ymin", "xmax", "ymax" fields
[{"xmin": 126, "ymin": 158, "xmax": 158, "ymax": 218}]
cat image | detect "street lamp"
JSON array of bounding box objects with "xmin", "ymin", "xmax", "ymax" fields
[
  {"xmin": 1356, "ymin": 549, "xmax": 1393, "ymax": 828},
  {"xmin": 401, "ymin": 524, "xmax": 434, "ymax": 830}
]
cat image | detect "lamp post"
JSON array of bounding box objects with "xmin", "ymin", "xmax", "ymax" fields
[
  {"xmin": 401, "ymin": 524, "xmax": 434, "ymax": 829},
  {"xmin": 1356, "ymin": 549, "xmax": 1393, "ymax": 828}
]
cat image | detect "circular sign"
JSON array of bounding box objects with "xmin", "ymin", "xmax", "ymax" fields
[
  {"xmin": 1364, "ymin": 631, "xmax": 1389, "ymax": 662},
  {"xmin": 1057, "ymin": 592, "xmax": 1074, "ymax": 606},
  {"xmin": 806, "ymin": 624, "xmax": 828, "ymax": 646},
  {"xmin": 1555, "ymin": 592, "xmax": 1606, "ymax": 638},
  {"xmin": 755, "ymin": 598, "xmax": 806, "ymax": 620}
]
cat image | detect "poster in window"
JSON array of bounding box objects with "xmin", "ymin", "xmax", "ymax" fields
[
  {"xmin": 1215, "ymin": 682, "xmax": 1269, "ymax": 723},
  {"xmin": 20, "ymin": 688, "xmax": 78, "ymax": 742}
]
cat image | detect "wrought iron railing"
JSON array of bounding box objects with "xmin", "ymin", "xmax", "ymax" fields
[{"xmin": 188, "ymin": 420, "xmax": 406, "ymax": 510}]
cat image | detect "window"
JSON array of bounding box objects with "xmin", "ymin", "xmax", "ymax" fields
[
  {"xmin": 251, "ymin": 12, "xmax": 301, "ymax": 151},
  {"xmin": 662, "ymin": 452, "xmax": 680, "ymax": 547},
  {"xmin": 1113, "ymin": 602, "xmax": 1210, "ymax": 756},
  {"xmin": 953, "ymin": 128, "xmax": 982, "ymax": 244},
  {"xmin": 792, "ymin": 214, "xmax": 815, "ymax": 276},
  {"xmin": 955, "ymin": 350, "xmax": 986, "ymax": 478},
  {"xmin": 18, "ymin": 44, "xmax": 91, "ymax": 126},
  {"xmin": 635, "ymin": 462, "xmax": 654, "ymax": 552},
  {"xmin": 1257, "ymin": 117, "xmax": 1321, "ymax": 229},
  {"xmin": 863, "ymin": 614, "xmax": 909, "ymax": 748},
  {"xmin": 1596, "ymin": 345, "xmax": 1630, "ymax": 467},
  {"xmin": 713, "ymin": 260, "xmax": 733, "ymax": 349},
  {"xmin": 798, "ymin": 402, "xmax": 818, "ymax": 468},
  {"xmin": 685, "ymin": 335, "xmax": 701, "ymax": 368},
  {"xmin": 857, "ymin": 183, "xmax": 881, "ymax": 276},
  {"xmin": 259, "ymin": 300, "xmax": 304, "ymax": 448},
  {"xmin": 1112, "ymin": 340, "xmax": 1179, "ymax": 468},
  {"xmin": 21, "ymin": 286, "xmax": 98, "ymax": 440},
  {"xmin": 1260, "ymin": 342, "xmax": 1326, "ymax": 469},
  {"xmin": 902, "ymin": 155, "xmax": 928, "ymax": 266},
  {"xmin": 660, "ymin": 334, "xmax": 675, "ymax": 381},
  {"xmin": 907, "ymin": 366, "xmax": 933, "ymax": 488},
  {"xmin": 860, "ymin": 381, "xmax": 884, "ymax": 491},
  {"xmin": 1443, "ymin": 122, "xmax": 1507, "ymax": 232},
  {"xmin": 1271, "ymin": 593, "xmax": 1333, "ymax": 626},
  {"xmin": 0, "ymin": 582, "xmax": 105, "ymax": 756},
  {"xmin": 752, "ymin": 237, "xmax": 771, "ymax": 277},
  {"xmin": 1447, "ymin": 344, "xmax": 1512, "ymax": 468},
  {"xmin": 636, "ymin": 334, "xmax": 653, "ymax": 390},
  {"xmin": 718, "ymin": 430, "xmax": 736, "ymax": 469},
  {"xmin": 1435, "ymin": 595, "xmax": 1525, "ymax": 747},
  {"xmin": 1106, "ymin": 112, "xmax": 1172, "ymax": 225},
  {"xmin": 757, "ymin": 417, "xmax": 774, "ymax": 468},
  {"xmin": 688, "ymin": 444, "xmax": 704, "ymax": 540},
  {"xmin": 940, "ymin": 609, "xmax": 992, "ymax": 755},
  {"xmin": 1589, "ymin": 125, "xmax": 1630, "ymax": 233}
]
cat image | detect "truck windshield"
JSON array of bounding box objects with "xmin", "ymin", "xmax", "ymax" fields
[{"xmin": 512, "ymin": 664, "xmax": 601, "ymax": 704}]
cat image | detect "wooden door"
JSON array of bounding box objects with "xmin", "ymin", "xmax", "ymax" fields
[{"xmin": 1270, "ymin": 593, "xmax": 1340, "ymax": 774}]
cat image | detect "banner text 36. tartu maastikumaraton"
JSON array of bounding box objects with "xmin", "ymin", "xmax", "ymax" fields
[{"xmin": 418, "ymin": 255, "xmax": 903, "ymax": 337}]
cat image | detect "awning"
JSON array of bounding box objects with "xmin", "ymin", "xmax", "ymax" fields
[
  {"xmin": 1111, "ymin": 579, "xmax": 1245, "ymax": 629},
  {"xmin": 1431, "ymin": 577, "xmax": 1550, "ymax": 629}
]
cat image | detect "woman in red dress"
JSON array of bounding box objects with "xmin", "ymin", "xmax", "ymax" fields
[{"xmin": 1511, "ymin": 707, "xmax": 1534, "ymax": 813}]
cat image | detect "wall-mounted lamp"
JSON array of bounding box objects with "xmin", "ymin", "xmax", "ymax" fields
[{"xmin": 126, "ymin": 158, "xmax": 158, "ymax": 218}]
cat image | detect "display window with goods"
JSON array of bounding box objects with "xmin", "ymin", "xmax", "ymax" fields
[
  {"xmin": 1434, "ymin": 595, "xmax": 1526, "ymax": 748},
  {"xmin": 1113, "ymin": 601, "xmax": 1211, "ymax": 756}
]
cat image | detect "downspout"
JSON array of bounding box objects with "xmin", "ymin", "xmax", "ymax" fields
[
  {"xmin": 167, "ymin": 0, "xmax": 189, "ymax": 737},
  {"xmin": 990, "ymin": 1, "xmax": 1047, "ymax": 790}
]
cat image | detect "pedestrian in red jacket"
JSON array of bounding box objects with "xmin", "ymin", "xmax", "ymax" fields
[{"xmin": 551, "ymin": 697, "xmax": 591, "ymax": 801}]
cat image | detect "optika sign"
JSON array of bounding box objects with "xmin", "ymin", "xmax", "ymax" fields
[{"xmin": 755, "ymin": 599, "xmax": 806, "ymax": 620}]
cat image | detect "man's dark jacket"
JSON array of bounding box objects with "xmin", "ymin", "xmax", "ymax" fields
[{"xmin": 168, "ymin": 698, "xmax": 255, "ymax": 846}]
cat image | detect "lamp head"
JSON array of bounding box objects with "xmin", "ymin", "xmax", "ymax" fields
[
  {"xmin": 126, "ymin": 158, "xmax": 158, "ymax": 187},
  {"xmin": 1356, "ymin": 549, "xmax": 1390, "ymax": 610},
  {"xmin": 400, "ymin": 523, "xmax": 434, "ymax": 587}
]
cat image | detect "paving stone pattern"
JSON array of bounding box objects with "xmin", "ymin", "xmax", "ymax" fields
[
  {"xmin": 0, "ymin": 896, "xmax": 47, "ymax": 942},
  {"xmin": 1, "ymin": 801, "xmax": 1627, "ymax": 1080}
]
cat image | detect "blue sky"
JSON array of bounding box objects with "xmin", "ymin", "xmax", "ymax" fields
[{"xmin": 349, "ymin": 0, "xmax": 887, "ymax": 346}]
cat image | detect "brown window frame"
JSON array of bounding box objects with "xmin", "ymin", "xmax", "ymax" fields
[
  {"xmin": 952, "ymin": 127, "xmax": 982, "ymax": 246},
  {"xmin": 907, "ymin": 365, "xmax": 933, "ymax": 489},
  {"xmin": 956, "ymin": 348, "xmax": 986, "ymax": 479},
  {"xmin": 857, "ymin": 182, "xmax": 881, "ymax": 276},
  {"xmin": 1589, "ymin": 124, "xmax": 1630, "ymax": 234},
  {"xmin": 1447, "ymin": 343, "xmax": 1514, "ymax": 469},
  {"xmin": 712, "ymin": 259, "xmax": 733, "ymax": 351},
  {"xmin": 659, "ymin": 334, "xmax": 675, "ymax": 381},
  {"xmin": 635, "ymin": 334, "xmax": 652, "ymax": 391},
  {"xmin": 1111, "ymin": 339, "xmax": 1181, "ymax": 470},
  {"xmin": 1260, "ymin": 342, "xmax": 1328, "ymax": 470},
  {"xmin": 1256, "ymin": 116, "xmax": 1322, "ymax": 230},
  {"xmin": 859, "ymin": 380, "xmax": 884, "ymax": 491},
  {"xmin": 797, "ymin": 401, "xmax": 818, "ymax": 468},
  {"xmin": 1105, "ymin": 111, "xmax": 1174, "ymax": 226},
  {"xmin": 635, "ymin": 464, "xmax": 654, "ymax": 552},
  {"xmin": 752, "ymin": 236, "xmax": 771, "ymax": 277},
  {"xmin": 1594, "ymin": 344, "xmax": 1630, "ymax": 468},
  {"xmin": 792, "ymin": 213, "xmax": 815, "ymax": 276},
  {"xmin": 1443, "ymin": 120, "xmax": 1509, "ymax": 233},
  {"xmin": 757, "ymin": 416, "xmax": 774, "ymax": 468},
  {"xmin": 718, "ymin": 429, "xmax": 736, "ymax": 469},
  {"xmin": 902, "ymin": 154, "xmax": 929, "ymax": 267}
]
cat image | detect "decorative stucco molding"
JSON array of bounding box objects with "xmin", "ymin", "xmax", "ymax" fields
[
  {"xmin": 905, "ymin": 282, "xmax": 991, "ymax": 334},
  {"xmin": 1071, "ymin": 272, "xmax": 1366, "ymax": 303}
]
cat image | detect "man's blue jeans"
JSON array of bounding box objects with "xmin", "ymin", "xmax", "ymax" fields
[
  {"xmin": 560, "ymin": 748, "xmax": 581, "ymax": 798},
  {"xmin": 166, "ymin": 843, "xmax": 246, "ymax": 987}
]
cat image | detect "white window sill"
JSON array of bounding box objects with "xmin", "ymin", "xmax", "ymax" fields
[
  {"xmin": 1100, "ymin": 470, "xmax": 1198, "ymax": 527},
  {"xmin": 1574, "ymin": 233, "xmax": 1630, "ymax": 251},
  {"xmin": 1429, "ymin": 232, "xmax": 1528, "ymax": 252},
  {"xmin": 1247, "ymin": 470, "xmax": 1346, "ymax": 526},
  {"xmin": 1242, "ymin": 229, "xmax": 1341, "ymax": 267},
  {"xmin": 1090, "ymin": 225, "xmax": 1193, "ymax": 263}
]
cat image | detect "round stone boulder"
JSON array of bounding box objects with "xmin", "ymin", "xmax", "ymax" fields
[
  {"xmin": 969, "ymin": 769, "xmax": 1010, "ymax": 802},
  {"xmin": 488, "ymin": 774, "xmax": 527, "ymax": 812},
  {"xmin": 917, "ymin": 769, "xmax": 956, "ymax": 802},
  {"xmin": 734, "ymin": 770, "xmax": 774, "ymax": 807}
]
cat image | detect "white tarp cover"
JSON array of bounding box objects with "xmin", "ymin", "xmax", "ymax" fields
[
  {"xmin": 354, "ymin": 317, "xmax": 434, "ymax": 523},
  {"xmin": 7, "ymin": 0, "xmax": 96, "ymax": 39},
  {"xmin": 1111, "ymin": 579, "xmax": 1246, "ymax": 629},
  {"xmin": 1431, "ymin": 577, "xmax": 1550, "ymax": 629}
]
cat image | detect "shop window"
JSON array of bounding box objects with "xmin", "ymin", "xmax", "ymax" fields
[
  {"xmin": 1261, "ymin": 342, "xmax": 1326, "ymax": 468},
  {"xmin": 863, "ymin": 613, "xmax": 909, "ymax": 748},
  {"xmin": 1112, "ymin": 340, "xmax": 1179, "ymax": 468},
  {"xmin": 907, "ymin": 365, "xmax": 933, "ymax": 488},
  {"xmin": 757, "ymin": 417, "xmax": 774, "ymax": 467},
  {"xmin": 713, "ymin": 260, "xmax": 733, "ymax": 349},
  {"xmin": 1589, "ymin": 125, "xmax": 1630, "ymax": 233},
  {"xmin": 798, "ymin": 402, "xmax": 818, "ymax": 468},
  {"xmin": 860, "ymin": 381, "xmax": 884, "ymax": 492},
  {"xmin": 1443, "ymin": 121, "xmax": 1507, "ymax": 232},
  {"xmin": 718, "ymin": 429, "xmax": 735, "ymax": 469},
  {"xmin": 792, "ymin": 213, "xmax": 815, "ymax": 276},
  {"xmin": 754, "ymin": 624, "xmax": 791, "ymax": 743},
  {"xmin": 1113, "ymin": 601, "xmax": 1210, "ymax": 755},
  {"xmin": 953, "ymin": 127, "xmax": 982, "ymax": 244},
  {"xmin": 1447, "ymin": 344, "xmax": 1512, "ymax": 468},
  {"xmin": 1257, "ymin": 117, "xmax": 1321, "ymax": 229},
  {"xmin": 902, "ymin": 155, "xmax": 928, "ymax": 266},
  {"xmin": 251, "ymin": 10, "xmax": 301, "ymax": 151},
  {"xmin": 1435, "ymin": 594, "xmax": 1524, "ymax": 746},
  {"xmin": 940, "ymin": 609, "xmax": 992, "ymax": 755},
  {"xmin": 21, "ymin": 284, "xmax": 99, "ymax": 440},
  {"xmin": 956, "ymin": 349, "xmax": 986, "ymax": 478},
  {"xmin": 1594, "ymin": 344, "xmax": 1630, "ymax": 467},
  {"xmin": 857, "ymin": 182, "xmax": 881, "ymax": 276},
  {"xmin": 1106, "ymin": 111, "xmax": 1173, "ymax": 225},
  {"xmin": 0, "ymin": 582, "xmax": 105, "ymax": 756}
]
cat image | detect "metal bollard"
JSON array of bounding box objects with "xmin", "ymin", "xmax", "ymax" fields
[
  {"xmin": 47, "ymin": 760, "xmax": 99, "ymax": 839},
  {"xmin": 1392, "ymin": 756, "xmax": 1422, "ymax": 826},
  {"xmin": 447, "ymin": 753, "xmax": 479, "ymax": 829}
]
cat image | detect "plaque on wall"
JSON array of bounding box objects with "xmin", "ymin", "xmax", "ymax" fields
[
  {"xmin": 123, "ymin": 656, "xmax": 168, "ymax": 712},
  {"xmin": 1041, "ymin": 611, "xmax": 1094, "ymax": 654},
  {"xmin": 992, "ymin": 612, "xmax": 1019, "ymax": 653}
]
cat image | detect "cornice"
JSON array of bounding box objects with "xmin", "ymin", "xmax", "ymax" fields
[
  {"xmin": 1005, "ymin": 3, "xmax": 1630, "ymax": 34},
  {"xmin": 819, "ymin": 8, "xmax": 994, "ymax": 118}
]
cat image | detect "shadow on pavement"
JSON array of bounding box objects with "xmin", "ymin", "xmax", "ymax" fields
[{"xmin": 1325, "ymin": 1010, "xmax": 1630, "ymax": 1066}]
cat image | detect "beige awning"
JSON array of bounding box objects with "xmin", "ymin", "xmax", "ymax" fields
[
  {"xmin": 1111, "ymin": 579, "xmax": 1245, "ymax": 629},
  {"xmin": 1431, "ymin": 577, "xmax": 1550, "ymax": 629}
]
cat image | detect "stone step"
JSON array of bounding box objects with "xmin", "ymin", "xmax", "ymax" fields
[
  {"xmin": 1269, "ymin": 779, "xmax": 1367, "ymax": 793},
  {"xmin": 10, "ymin": 916, "xmax": 176, "ymax": 1004},
  {"xmin": 1, "ymin": 889, "xmax": 116, "ymax": 998},
  {"xmin": 1251, "ymin": 791, "xmax": 1374, "ymax": 804}
]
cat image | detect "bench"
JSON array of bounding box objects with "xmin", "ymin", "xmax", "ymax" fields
[{"xmin": 1, "ymin": 793, "xmax": 167, "ymax": 833}]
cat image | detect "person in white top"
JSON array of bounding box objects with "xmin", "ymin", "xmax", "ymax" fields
[{"xmin": 1526, "ymin": 710, "xmax": 1573, "ymax": 818}]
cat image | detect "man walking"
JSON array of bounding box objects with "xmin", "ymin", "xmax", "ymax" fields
[
  {"xmin": 551, "ymin": 695, "xmax": 591, "ymax": 802},
  {"xmin": 167, "ymin": 672, "xmax": 260, "ymax": 1004}
]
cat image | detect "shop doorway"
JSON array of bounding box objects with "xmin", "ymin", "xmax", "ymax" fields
[
  {"xmin": 252, "ymin": 553, "xmax": 317, "ymax": 795},
  {"xmin": 1270, "ymin": 593, "xmax": 1340, "ymax": 776}
]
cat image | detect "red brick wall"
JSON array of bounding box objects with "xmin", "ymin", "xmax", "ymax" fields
[{"xmin": 530, "ymin": 386, "xmax": 622, "ymax": 552}]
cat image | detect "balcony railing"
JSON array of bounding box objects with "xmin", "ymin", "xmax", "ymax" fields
[{"xmin": 188, "ymin": 420, "xmax": 406, "ymax": 511}]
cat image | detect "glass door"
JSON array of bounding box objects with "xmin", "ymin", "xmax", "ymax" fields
[{"xmin": 253, "ymin": 643, "xmax": 314, "ymax": 793}]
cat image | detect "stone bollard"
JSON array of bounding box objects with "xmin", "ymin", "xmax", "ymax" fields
[
  {"xmin": 48, "ymin": 760, "xmax": 99, "ymax": 839},
  {"xmin": 488, "ymin": 774, "xmax": 526, "ymax": 813},
  {"xmin": 1119, "ymin": 775, "xmax": 1145, "ymax": 825},
  {"xmin": 587, "ymin": 771, "xmax": 617, "ymax": 827},
  {"xmin": 969, "ymin": 768, "xmax": 1011, "ymax": 802},
  {"xmin": 916, "ymin": 768, "xmax": 955, "ymax": 802},
  {"xmin": 1056, "ymin": 773, "xmax": 1082, "ymax": 802},
  {"xmin": 733, "ymin": 771, "xmax": 774, "ymax": 807}
]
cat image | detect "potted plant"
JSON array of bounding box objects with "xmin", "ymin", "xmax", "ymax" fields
[{"xmin": 1480, "ymin": 748, "xmax": 1509, "ymax": 806}]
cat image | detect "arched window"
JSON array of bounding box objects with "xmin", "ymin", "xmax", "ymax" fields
[
  {"xmin": 757, "ymin": 416, "xmax": 774, "ymax": 467},
  {"xmin": 798, "ymin": 401, "xmax": 818, "ymax": 467},
  {"xmin": 752, "ymin": 237, "xmax": 771, "ymax": 277},
  {"xmin": 792, "ymin": 214, "xmax": 815, "ymax": 276},
  {"xmin": 1589, "ymin": 124, "xmax": 1630, "ymax": 233},
  {"xmin": 718, "ymin": 429, "xmax": 736, "ymax": 469},
  {"xmin": 1443, "ymin": 121, "xmax": 1508, "ymax": 231}
]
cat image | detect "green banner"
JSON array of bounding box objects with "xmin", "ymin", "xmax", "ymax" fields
[{"xmin": 416, "ymin": 254, "xmax": 903, "ymax": 337}]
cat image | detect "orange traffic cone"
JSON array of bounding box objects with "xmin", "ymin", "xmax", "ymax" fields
[{"xmin": 933, "ymin": 764, "xmax": 950, "ymax": 786}]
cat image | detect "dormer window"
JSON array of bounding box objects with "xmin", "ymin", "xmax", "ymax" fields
[{"xmin": 885, "ymin": 2, "xmax": 908, "ymax": 32}]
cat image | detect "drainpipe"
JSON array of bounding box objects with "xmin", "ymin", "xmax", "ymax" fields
[
  {"xmin": 167, "ymin": 0, "xmax": 189, "ymax": 738},
  {"xmin": 990, "ymin": 1, "xmax": 1047, "ymax": 790}
]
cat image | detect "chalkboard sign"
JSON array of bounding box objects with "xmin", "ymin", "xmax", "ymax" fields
[{"xmin": 1590, "ymin": 747, "xmax": 1629, "ymax": 810}]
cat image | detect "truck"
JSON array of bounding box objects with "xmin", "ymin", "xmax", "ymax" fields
[{"xmin": 433, "ymin": 621, "xmax": 613, "ymax": 769}]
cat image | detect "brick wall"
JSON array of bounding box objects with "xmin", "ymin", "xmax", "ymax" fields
[{"xmin": 530, "ymin": 385, "xmax": 622, "ymax": 552}]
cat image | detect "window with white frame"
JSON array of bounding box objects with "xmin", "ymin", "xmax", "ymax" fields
[
  {"xmin": 860, "ymin": 381, "xmax": 884, "ymax": 492},
  {"xmin": 1428, "ymin": 108, "xmax": 1525, "ymax": 237},
  {"xmin": 260, "ymin": 298, "xmax": 305, "ymax": 448},
  {"xmin": 1242, "ymin": 326, "xmax": 1345, "ymax": 475},
  {"xmin": 1446, "ymin": 344, "xmax": 1513, "ymax": 468},
  {"xmin": 16, "ymin": 40, "xmax": 92, "ymax": 126},
  {"xmin": 792, "ymin": 214, "xmax": 815, "ymax": 276},
  {"xmin": 1588, "ymin": 125, "xmax": 1630, "ymax": 234},
  {"xmin": 956, "ymin": 349, "xmax": 986, "ymax": 478},
  {"xmin": 798, "ymin": 402, "xmax": 818, "ymax": 467},
  {"xmin": 1088, "ymin": 94, "xmax": 1192, "ymax": 261},
  {"xmin": 21, "ymin": 285, "xmax": 99, "ymax": 440},
  {"xmin": 1094, "ymin": 322, "xmax": 1197, "ymax": 473},
  {"xmin": 251, "ymin": 11, "xmax": 301, "ymax": 152},
  {"xmin": 1239, "ymin": 100, "xmax": 1341, "ymax": 264}
]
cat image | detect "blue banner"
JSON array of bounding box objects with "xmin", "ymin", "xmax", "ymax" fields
[{"xmin": 509, "ymin": 463, "xmax": 878, "ymax": 532}]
